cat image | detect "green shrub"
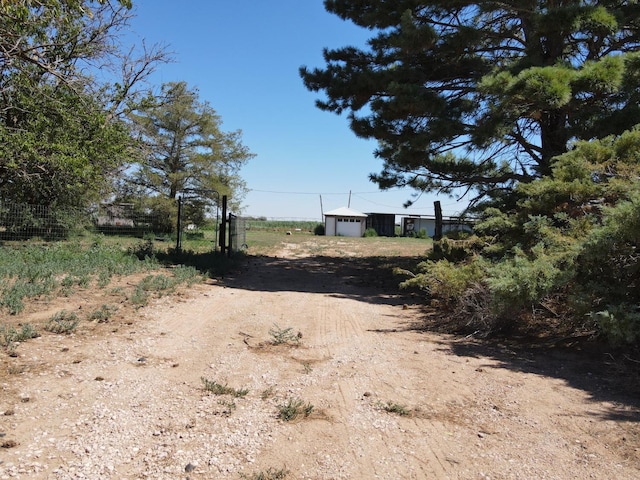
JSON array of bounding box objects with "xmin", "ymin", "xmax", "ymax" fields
[
  {"xmin": 363, "ymin": 228, "xmax": 378, "ymax": 237},
  {"xmin": 45, "ymin": 310, "xmax": 79, "ymax": 334},
  {"xmin": 1, "ymin": 323, "xmax": 39, "ymax": 346},
  {"xmin": 486, "ymin": 243, "xmax": 577, "ymax": 319},
  {"xmin": 268, "ymin": 324, "xmax": 301, "ymax": 345},
  {"xmin": 314, "ymin": 223, "xmax": 325, "ymax": 235},
  {"xmin": 407, "ymin": 129, "xmax": 640, "ymax": 343},
  {"xmin": 590, "ymin": 307, "xmax": 640, "ymax": 346},
  {"xmin": 399, "ymin": 258, "xmax": 487, "ymax": 307},
  {"xmin": 88, "ymin": 304, "xmax": 118, "ymax": 322}
]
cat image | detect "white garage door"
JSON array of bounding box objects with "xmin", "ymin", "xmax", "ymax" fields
[{"xmin": 336, "ymin": 217, "xmax": 362, "ymax": 237}]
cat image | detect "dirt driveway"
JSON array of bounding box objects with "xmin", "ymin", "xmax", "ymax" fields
[{"xmin": 1, "ymin": 238, "xmax": 639, "ymax": 479}]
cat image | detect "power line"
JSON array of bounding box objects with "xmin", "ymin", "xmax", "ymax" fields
[{"xmin": 249, "ymin": 189, "xmax": 383, "ymax": 195}]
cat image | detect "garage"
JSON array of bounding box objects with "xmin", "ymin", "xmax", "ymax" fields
[{"xmin": 323, "ymin": 207, "xmax": 368, "ymax": 237}]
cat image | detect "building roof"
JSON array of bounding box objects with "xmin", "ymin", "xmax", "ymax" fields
[{"xmin": 323, "ymin": 206, "xmax": 368, "ymax": 218}]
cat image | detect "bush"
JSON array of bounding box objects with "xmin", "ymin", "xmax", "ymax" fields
[
  {"xmin": 590, "ymin": 307, "xmax": 640, "ymax": 346},
  {"xmin": 45, "ymin": 310, "xmax": 79, "ymax": 334},
  {"xmin": 405, "ymin": 129, "xmax": 640, "ymax": 344},
  {"xmin": 314, "ymin": 223, "xmax": 325, "ymax": 235},
  {"xmin": 363, "ymin": 228, "xmax": 378, "ymax": 237}
]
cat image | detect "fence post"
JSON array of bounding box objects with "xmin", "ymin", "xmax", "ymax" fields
[
  {"xmin": 176, "ymin": 196, "xmax": 182, "ymax": 252},
  {"xmin": 228, "ymin": 213, "xmax": 233, "ymax": 257},
  {"xmin": 434, "ymin": 200, "xmax": 443, "ymax": 241},
  {"xmin": 219, "ymin": 195, "xmax": 227, "ymax": 255}
]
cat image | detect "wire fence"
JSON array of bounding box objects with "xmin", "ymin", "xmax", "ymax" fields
[
  {"xmin": 0, "ymin": 200, "xmax": 247, "ymax": 256},
  {"xmin": 228, "ymin": 214, "xmax": 247, "ymax": 253},
  {"xmin": 0, "ymin": 201, "xmax": 167, "ymax": 241}
]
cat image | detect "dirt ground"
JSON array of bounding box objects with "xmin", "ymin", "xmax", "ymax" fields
[{"xmin": 1, "ymin": 237, "xmax": 639, "ymax": 479}]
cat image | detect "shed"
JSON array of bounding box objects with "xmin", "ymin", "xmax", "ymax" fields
[
  {"xmin": 324, "ymin": 207, "xmax": 368, "ymax": 237},
  {"xmin": 402, "ymin": 216, "xmax": 473, "ymax": 238},
  {"xmin": 366, "ymin": 213, "xmax": 396, "ymax": 237}
]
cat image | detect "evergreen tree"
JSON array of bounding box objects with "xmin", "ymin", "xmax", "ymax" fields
[
  {"xmin": 300, "ymin": 1, "xmax": 640, "ymax": 205},
  {"xmin": 127, "ymin": 82, "xmax": 254, "ymax": 216}
]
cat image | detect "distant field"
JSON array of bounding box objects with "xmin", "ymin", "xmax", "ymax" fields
[{"xmin": 245, "ymin": 220, "xmax": 321, "ymax": 232}]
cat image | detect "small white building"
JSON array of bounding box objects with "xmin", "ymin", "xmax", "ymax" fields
[{"xmin": 324, "ymin": 207, "xmax": 368, "ymax": 237}]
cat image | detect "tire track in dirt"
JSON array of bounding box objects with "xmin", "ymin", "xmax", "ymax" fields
[{"xmin": 287, "ymin": 288, "xmax": 454, "ymax": 479}]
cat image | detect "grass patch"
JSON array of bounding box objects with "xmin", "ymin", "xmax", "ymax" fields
[
  {"xmin": 201, "ymin": 377, "xmax": 249, "ymax": 397},
  {"xmin": 0, "ymin": 241, "xmax": 161, "ymax": 315},
  {"xmin": 277, "ymin": 397, "xmax": 314, "ymax": 421}
]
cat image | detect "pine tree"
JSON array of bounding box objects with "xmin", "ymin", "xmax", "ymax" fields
[
  {"xmin": 128, "ymin": 82, "xmax": 254, "ymax": 213},
  {"xmin": 300, "ymin": 1, "xmax": 640, "ymax": 205}
]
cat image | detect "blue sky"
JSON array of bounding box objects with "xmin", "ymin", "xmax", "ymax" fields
[{"xmin": 125, "ymin": 0, "xmax": 468, "ymax": 220}]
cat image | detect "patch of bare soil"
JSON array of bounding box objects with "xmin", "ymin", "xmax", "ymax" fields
[{"xmin": 1, "ymin": 239, "xmax": 639, "ymax": 479}]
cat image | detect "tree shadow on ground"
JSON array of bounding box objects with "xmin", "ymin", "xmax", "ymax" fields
[
  {"xmin": 223, "ymin": 252, "xmax": 640, "ymax": 418},
  {"xmin": 399, "ymin": 314, "xmax": 640, "ymax": 422},
  {"xmin": 221, "ymin": 253, "xmax": 423, "ymax": 307}
]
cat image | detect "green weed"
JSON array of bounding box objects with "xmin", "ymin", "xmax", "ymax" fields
[
  {"xmin": 201, "ymin": 377, "xmax": 248, "ymax": 397},
  {"xmin": 268, "ymin": 324, "xmax": 301, "ymax": 346},
  {"xmin": 217, "ymin": 398, "xmax": 237, "ymax": 415},
  {"xmin": 277, "ymin": 397, "xmax": 314, "ymax": 421},
  {"xmin": 378, "ymin": 401, "xmax": 410, "ymax": 416},
  {"xmin": 88, "ymin": 304, "xmax": 118, "ymax": 322},
  {"xmin": 1, "ymin": 323, "xmax": 39, "ymax": 345},
  {"xmin": 239, "ymin": 467, "xmax": 290, "ymax": 480},
  {"xmin": 261, "ymin": 386, "xmax": 275, "ymax": 400},
  {"xmin": 129, "ymin": 286, "xmax": 149, "ymax": 308}
]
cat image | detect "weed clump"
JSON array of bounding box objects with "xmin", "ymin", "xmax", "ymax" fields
[
  {"xmin": 88, "ymin": 304, "xmax": 118, "ymax": 322},
  {"xmin": 377, "ymin": 401, "xmax": 411, "ymax": 417},
  {"xmin": 268, "ymin": 324, "xmax": 301, "ymax": 346},
  {"xmin": 45, "ymin": 310, "xmax": 79, "ymax": 334},
  {"xmin": 201, "ymin": 377, "xmax": 248, "ymax": 397},
  {"xmin": 240, "ymin": 467, "xmax": 289, "ymax": 480},
  {"xmin": 277, "ymin": 397, "xmax": 313, "ymax": 422}
]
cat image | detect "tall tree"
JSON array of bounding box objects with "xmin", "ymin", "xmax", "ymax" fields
[
  {"xmin": 0, "ymin": 80, "xmax": 131, "ymax": 206},
  {"xmin": 0, "ymin": 0, "xmax": 169, "ymax": 205},
  {"xmin": 127, "ymin": 81, "xmax": 254, "ymax": 214},
  {"xmin": 300, "ymin": 1, "xmax": 640, "ymax": 205}
]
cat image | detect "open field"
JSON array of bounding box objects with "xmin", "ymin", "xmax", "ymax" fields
[{"xmin": 0, "ymin": 233, "xmax": 639, "ymax": 479}]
